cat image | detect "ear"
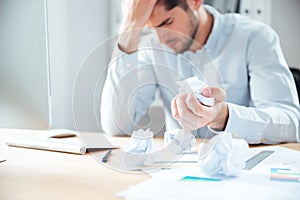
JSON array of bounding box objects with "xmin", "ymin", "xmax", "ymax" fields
[{"xmin": 187, "ymin": 0, "xmax": 202, "ymax": 10}]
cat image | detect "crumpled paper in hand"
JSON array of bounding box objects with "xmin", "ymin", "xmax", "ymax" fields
[
  {"xmin": 198, "ymin": 133, "xmax": 249, "ymax": 177},
  {"xmin": 177, "ymin": 76, "xmax": 214, "ymax": 106},
  {"xmin": 164, "ymin": 129, "xmax": 196, "ymax": 154}
]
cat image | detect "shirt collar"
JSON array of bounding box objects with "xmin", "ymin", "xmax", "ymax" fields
[{"xmin": 202, "ymin": 5, "xmax": 222, "ymax": 52}]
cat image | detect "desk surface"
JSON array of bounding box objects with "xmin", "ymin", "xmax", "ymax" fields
[{"xmin": 0, "ymin": 129, "xmax": 299, "ymax": 200}]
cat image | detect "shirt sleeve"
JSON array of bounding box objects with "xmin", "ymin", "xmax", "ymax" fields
[
  {"xmin": 100, "ymin": 45, "xmax": 157, "ymax": 136},
  {"xmin": 223, "ymin": 25, "xmax": 299, "ymax": 144}
]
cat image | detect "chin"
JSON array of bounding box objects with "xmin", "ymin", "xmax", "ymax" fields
[
  {"xmin": 171, "ymin": 45, "xmax": 183, "ymax": 54},
  {"xmin": 176, "ymin": 42, "xmax": 191, "ymax": 54},
  {"xmin": 174, "ymin": 47, "xmax": 186, "ymax": 54}
]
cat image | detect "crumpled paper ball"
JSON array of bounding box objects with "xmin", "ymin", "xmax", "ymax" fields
[
  {"xmin": 124, "ymin": 129, "xmax": 156, "ymax": 169},
  {"xmin": 164, "ymin": 129, "xmax": 196, "ymax": 154},
  {"xmin": 127, "ymin": 128, "xmax": 155, "ymax": 154},
  {"xmin": 198, "ymin": 133, "xmax": 249, "ymax": 177}
]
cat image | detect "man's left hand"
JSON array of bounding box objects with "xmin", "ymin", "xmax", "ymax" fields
[{"xmin": 171, "ymin": 87, "xmax": 229, "ymax": 132}]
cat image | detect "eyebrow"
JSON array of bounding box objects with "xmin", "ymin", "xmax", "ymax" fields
[{"xmin": 156, "ymin": 18, "xmax": 171, "ymax": 27}]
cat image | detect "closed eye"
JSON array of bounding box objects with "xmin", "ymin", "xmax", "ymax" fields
[
  {"xmin": 157, "ymin": 18, "xmax": 173, "ymax": 27},
  {"xmin": 165, "ymin": 19, "xmax": 173, "ymax": 26}
]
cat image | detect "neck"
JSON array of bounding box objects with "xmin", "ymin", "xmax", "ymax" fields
[{"xmin": 189, "ymin": 7, "xmax": 214, "ymax": 52}]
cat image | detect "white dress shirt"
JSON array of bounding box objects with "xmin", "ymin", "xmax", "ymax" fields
[{"xmin": 101, "ymin": 5, "xmax": 300, "ymax": 144}]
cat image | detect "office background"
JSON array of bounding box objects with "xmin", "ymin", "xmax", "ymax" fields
[{"xmin": 0, "ymin": 0, "xmax": 299, "ymax": 132}]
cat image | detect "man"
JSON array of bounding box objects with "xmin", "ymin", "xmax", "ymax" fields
[{"xmin": 101, "ymin": 0, "xmax": 299, "ymax": 144}]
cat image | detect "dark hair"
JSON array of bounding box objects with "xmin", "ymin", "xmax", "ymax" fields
[{"xmin": 157, "ymin": 0, "xmax": 189, "ymax": 11}]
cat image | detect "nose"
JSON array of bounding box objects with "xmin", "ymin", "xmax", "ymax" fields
[{"xmin": 156, "ymin": 28, "xmax": 170, "ymax": 44}]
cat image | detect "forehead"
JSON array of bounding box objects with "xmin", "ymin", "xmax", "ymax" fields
[{"xmin": 149, "ymin": 4, "xmax": 176, "ymax": 26}]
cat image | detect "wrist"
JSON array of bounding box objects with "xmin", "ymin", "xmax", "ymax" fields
[
  {"xmin": 118, "ymin": 27, "xmax": 143, "ymax": 54},
  {"xmin": 208, "ymin": 103, "xmax": 229, "ymax": 131}
]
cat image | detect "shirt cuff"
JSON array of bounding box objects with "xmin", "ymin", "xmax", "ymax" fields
[
  {"xmin": 208, "ymin": 103, "xmax": 256, "ymax": 141},
  {"xmin": 222, "ymin": 103, "xmax": 263, "ymax": 143},
  {"xmin": 207, "ymin": 126, "xmax": 225, "ymax": 135}
]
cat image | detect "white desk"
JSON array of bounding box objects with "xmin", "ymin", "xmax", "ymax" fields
[{"xmin": 0, "ymin": 129, "xmax": 299, "ymax": 200}]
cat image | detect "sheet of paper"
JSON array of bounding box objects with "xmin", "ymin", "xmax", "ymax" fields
[{"xmin": 118, "ymin": 146, "xmax": 300, "ymax": 200}]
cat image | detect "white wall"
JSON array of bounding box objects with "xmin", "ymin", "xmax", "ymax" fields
[
  {"xmin": 47, "ymin": 0, "xmax": 111, "ymax": 131},
  {"xmin": 0, "ymin": 0, "xmax": 50, "ymax": 129},
  {"xmin": 271, "ymin": 0, "xmax": 300, "ymax": 68},
  {"xmin": 238, "ymin": 0, "xmax": 300, "ymax": 68}
]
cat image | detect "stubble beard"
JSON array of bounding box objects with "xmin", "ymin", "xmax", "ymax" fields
[{"xmin": 176, "ymin": 10, "xmax": 199, "ymax": 54}]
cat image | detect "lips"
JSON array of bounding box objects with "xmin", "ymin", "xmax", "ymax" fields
[{"xmin": 166, "ymin": 39, "xmax": 177, "ymax": 49}]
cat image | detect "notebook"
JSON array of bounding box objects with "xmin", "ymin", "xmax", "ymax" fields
[{"xmin": 5, "ymin": 132, "xmax": 119, "ymax": 155}]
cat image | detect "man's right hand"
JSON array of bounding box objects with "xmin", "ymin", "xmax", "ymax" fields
[{"xmin": 118, "ymin": 0, "xmax": 158, "ymax": 53}]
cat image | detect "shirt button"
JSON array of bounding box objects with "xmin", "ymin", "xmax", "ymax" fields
[
  {"xmin": 261, "ymin": 138, "xmax": 267, "ymax": 143},
  {"xmin": 233, "ymin": 133, "xmax": 239, "ymax": 138},
  {"xmin": 126, "ymin": 63, "xmax": 131, "ymax": 68}
]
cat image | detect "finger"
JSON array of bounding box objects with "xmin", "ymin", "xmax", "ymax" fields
[
  {"xmin": 176, "ymin": 94, "xmax": 200, "ymax": 120},
  {"xmin": 173, "ymin": 95, "xmax": 202, "ymax": 130},
  {"xmin": 145, "ymin": 0, "xmax": 160, "ymax": 26},
  {"xmin": 176, "ymin": 94, "xmax": 189, "ymax": 118},
  {"xmin": 177, "ymin": 116, "xmax": 199, "ymax": 132},
  {"xmin": 171, "ymin": 97, "xmax": 179, "ymax": 119},
  {"xmin": 202, "ymin": 87, "xmax": 226, "ymax": 102},
  {"xmin": 186, "ymin": 93, "xmax": 211, "ymax": 117},
  {"xmin": 201, "ymin": 87, "xmax": 212, "ymax": 97},
  {"xmin": 148, "ymin": 0, "xmax": 159, "ymax": 6}
]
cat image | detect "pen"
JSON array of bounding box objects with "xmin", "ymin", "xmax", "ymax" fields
[{"xmin": 102, "ymin": 150, "xmax": 112, "ymax": 163}]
